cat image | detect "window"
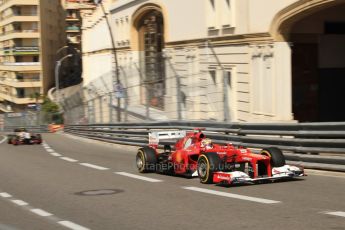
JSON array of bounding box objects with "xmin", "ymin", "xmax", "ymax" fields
[
  {"xmin": 207, "ymin": 0, "xmax": 235, "ymax": 30},
  {"xmin": 252, "ymin": 52, "xmax": 274, "ymax": 115},
  {"xmin": 207, "ymin": 0, "xmax": 217, "ymax": 29},
  {"xmin": 325, "ymin": 22, "xmax": 345, "ymax": 34},
  {"xmin": 209, "ymin": 70, "xmax": 216, "ymax": 84},
  {"xmin": 220, "ymin": 0, "xmax": 233, "ymax": 27},
  {"xmin": 138, "ymin": 11, "xmax": 165, "ymax": 109},
  {"xmin": 17, "ymin": 88, "xmax": 25, "ymax": 98}
]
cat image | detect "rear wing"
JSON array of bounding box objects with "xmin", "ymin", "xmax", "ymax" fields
[{"xmin": 149, "ymin": 131, "xmax": 186, "ymax": 146}]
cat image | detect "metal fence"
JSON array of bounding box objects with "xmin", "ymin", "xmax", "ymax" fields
[
  {"xmin": 61, "ymin": 47, "xmax": 236, "ymax": 124},
  {"xmin": 1, "ymin": 111, "xmax": 62, "ymax": 131},
  {"xmin": 64, "ymin": 121, "xmax": 345, "ymax": 172}
]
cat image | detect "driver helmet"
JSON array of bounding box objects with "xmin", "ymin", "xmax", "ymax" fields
[{"xmin": 201, "ymin": 138, "xmax": 212, "ymax": 149}]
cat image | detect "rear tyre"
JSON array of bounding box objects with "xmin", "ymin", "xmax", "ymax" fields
[
  {"xmin": 197, "ymin": 152, "xmax": 222, "ymax": 184},
  {"xmin": 36, "ymin": 134, "xmax": 42, "ymax": 144},
  {"xmin": 36, "ymin": 134, "xmax": 42, "ymax": 145},
  {"xmin": 136, "ymin": 147, "xmax": 157, "ymax": 173},
  {"xmin": 261, "ymin": 147, "xmax": 285, "ymax": 167},
  {"xmin": 12, "ymin": 139, "xmax": 18, "ymax": 146}
]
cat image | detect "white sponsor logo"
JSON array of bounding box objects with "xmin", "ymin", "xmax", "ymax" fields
[
  {"xmin": 242, "ymin": 157, "xmax": 252, "ymax": 161},
  {"xmin": 217, "ymin": 175, "xmax": 230, "ymax": 180}
]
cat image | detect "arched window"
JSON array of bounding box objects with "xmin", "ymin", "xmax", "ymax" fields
[{"xmin": 138, "ymin": 10, "xmax": 165, "ymax": 109}]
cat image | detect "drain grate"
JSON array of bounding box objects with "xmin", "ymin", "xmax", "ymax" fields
[{"xmin": 75, "ymin": 189, "xmax": 124, "ymax": 196}]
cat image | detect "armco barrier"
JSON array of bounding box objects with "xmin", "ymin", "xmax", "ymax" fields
[
  {"xmin": 3, "ymin": 122, "xmax": 344, "ymax": 172},
  {"xmin": 4, "ymin": 125, "xmax": 49, "ymax": 133},
  {"xmin": 63, "ymin": 121, "xmax": 345, "ymax": 172}
]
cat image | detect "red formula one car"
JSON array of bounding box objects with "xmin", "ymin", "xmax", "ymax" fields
[{"xmin": 136, "ymin": 129, "xmax": 304, "ymax": 185}]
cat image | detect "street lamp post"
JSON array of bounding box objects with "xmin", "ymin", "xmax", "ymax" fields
[
  {"xmin": 56, "ymin": 45, "xmax": 69, "ymax": 56},
  {"xmin": 94, "ymin": 0, "xmax": 121, "ymax": 122},
  {"xmin": 55, "ymin": 54, "xmax": 73, "ymax": 104},
  {"xmin": 57, "ymin": 45, "xmax": 82, "ymax": 87}
]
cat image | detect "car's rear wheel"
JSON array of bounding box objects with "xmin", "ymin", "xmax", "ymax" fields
[
  {"xmin": 136, "ymin": 147, "xmax": 157, "ymax": 173},
  {"xmin": 197, "ymin": 153, "xmax": 221, "ymax": 184},
  {"xmin": 12, "ymin": 139, "xmax": 18, "ymax": 145},
  {"xmin": 36, "ymin": 134, "xmax": 42, "ymax": 144},
  {"xmin": 260, "ymin": 147, "xmax": 285, "ymax": 167}
]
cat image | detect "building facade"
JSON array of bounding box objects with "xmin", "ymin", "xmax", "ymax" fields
[
  {"xmin": 0, "ymin": 0, "xmax": 66, "ymax": 113},
  {"xmin": 79, "ymin": 0, "xmax": 345, "ymax": 123},
  {"xmin": 60, "ymin": 0, "xmax": 95, "ymax": 88}
]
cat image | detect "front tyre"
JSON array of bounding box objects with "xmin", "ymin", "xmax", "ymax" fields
[
  {"xmin": 136, "ymin": 147, "xmax": 157, "ymax": 173},
  {"xmin": 261, "ymin": 147, "xmax": 285, "ymax": 167},
  {"xmin": 197, "ymin": 153, "xmax": 221, "ymax": 184}
]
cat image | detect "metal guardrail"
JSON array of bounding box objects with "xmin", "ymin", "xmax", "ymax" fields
[
  {"xmin": 3, "ymin": 122, "xmax": 345, "ymax": 172},
  {"xmin": 62, "ymin": 121, "xmax": 345, "ymax": 172},
  {"xmin": 4, "ymin": 125, "xmax": 49, "ymax": 133}
]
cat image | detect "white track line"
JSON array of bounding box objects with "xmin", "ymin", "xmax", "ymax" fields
[
  {"xmin": 182, "ymin": 187, "xmax": 281, "ymax": 204},
  {"xmin": 42, "ymin": 145, "xmax": 62, "ymax": 157},
  {"xmin": 0, "ymin": 192, "xmax": 12, "ymax": 198},
  {"xmin": 11, "ymin": 200, "xmax": 28, "ymax": 206},
  {"xmin": 324, "ymin": 211, "xmax": 345, "ymax": 218},
  {"xmin": 30, "ymin": 209, "xmax": 53, "ymax": 217},
  {"xmin": 60, "ymin": 157, "xmax": 78, "ymax": 162},
  {"xmin": 115, "ymin": 172, "xmax": 163, "ymax": 182},
  {"xmin": 49, "ymin": 152, "xmax": 62, "ymax": 157},
  {"xmin": 0, "ymin": 191, "xmax": 90, "ymax": 229},
  {"xmin": 0, "ymin": 136, "xmax": 7, "ymax": 144},
  {"xmin": 58, "ymin": 221, "xmax": 90, "ymax": 230},
  {"xmin": 80, "ymin": 163, "xmax": 109, "ymax": 170}
]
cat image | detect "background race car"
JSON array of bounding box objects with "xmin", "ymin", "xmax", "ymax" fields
[
  {"xmin": 7, "ymin": 128, "xmax": 42, "ymax": 145},
  {"xmin": 136, "ymin": 129, "xmax": 304, "ymax": 185}
]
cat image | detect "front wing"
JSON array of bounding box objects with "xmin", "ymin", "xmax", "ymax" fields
[{"xmin": 213, "ymin": 165, "xmax": 305, "ymax": 184}]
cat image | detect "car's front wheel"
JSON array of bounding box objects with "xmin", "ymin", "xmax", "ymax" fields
[
  {"xmin": 260, "ymin": 147, "xmax": 286, "ymax": 167},
  {"xmin": 197, "ymin": 153, "xmax": 221, "ymax": 184}
]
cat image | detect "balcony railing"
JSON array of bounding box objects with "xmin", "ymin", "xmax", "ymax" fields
[
  {"xmin": 2, "ymin": 46, "xmax": 40, "ymax": 55},
  {"xmin": 1, "ymin": 62, "xmax": 40, "ymax": 66},
  {"xmin": 14, "ymin": 46, "xmax": 39, "ymax": 51},
  {"xmin": 0, "ymin": 91, "xmax": 39, "ymax": 98},
  {"xmin": 16, "ymin": 78, "xmax": 40, "ymax": 82},
  {"xmin": 0, "ymin": 29, "xmax": 39, "ymax": 36},
  {"xmin": 66, "ymin": 15, "xmax": 80, "ymax": 20},
  {"xmin": 66, "ymin": 26, "xmax": 80, "ymax": 31},
  {"xmin": 1, "ymin": 12, "xmax": 38, "ymax": 20},
  {"xmin": 0, "ymin": 77, "xmax": 40, "ymax": 82},
  {"xmin": 66, "ymin": 0, "xmax": 94, "ymax": 3},
  {"xmin": 0, "ymin": 103, "xmax": 13, "ymax": 112}
]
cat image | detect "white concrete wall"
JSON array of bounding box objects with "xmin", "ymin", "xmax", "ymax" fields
[
  {"xmin": 80, "ymin": 0, "xmax": 307, "ymax": 122},
  {"xmin": 81, "ymin": 0, "xmax": 113, "ymax": 84},
  {"xmin": 83, "ymin": 52, "xmax": 113, "ymax": 85},
  {"xmin": 248, "ymin": 0, "xmax": 297, "ymax": 33}
]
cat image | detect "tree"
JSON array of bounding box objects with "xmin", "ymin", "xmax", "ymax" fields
[
  {"xmin": 29, "ymin": 92, "xmax": 43, "ymax": 110},
  {"xmin": 41, "ymin": 97, "xmax": 59, "ymax": 113},
  {"xmin": 41, "ymin": 97, "xmax": 63, "ymax": 124}
]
